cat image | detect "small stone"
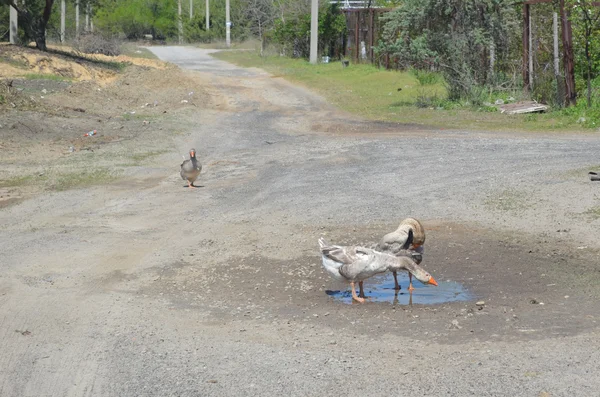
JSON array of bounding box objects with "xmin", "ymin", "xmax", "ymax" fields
[
  {"xmin": 450, "ymin": 319, "xmax": 462, "ymax": 329},
  {"xmin": 476, "ymin": 300, "xmax": 485, "ymax": 306}
]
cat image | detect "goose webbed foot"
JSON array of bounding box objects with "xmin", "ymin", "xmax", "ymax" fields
[
  {"xmin": 350, "ymin": 282, "xmax": 365, "ymax": 303},
  {"xmin": 408, "ymin": 273, "xmax": 414, "ymax": 291}
]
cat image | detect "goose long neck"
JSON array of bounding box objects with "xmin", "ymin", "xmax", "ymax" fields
[
  {"xmin": 383, "ymin": 254, "xmax": 420, "ymax": 275},
  {"xmin": 381, "ymin": 253, "xmax": 416, "ymax": 272}
]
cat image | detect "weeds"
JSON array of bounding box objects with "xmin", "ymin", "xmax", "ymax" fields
[
  {"xmin": 411, "ymin": 69, "xmax": 440, "ymax": 86},
  {"xmin": 24, "ymin": 73, "xmax": 72, "ymax": 82},
  {"xmin": 51, "ymin": 169, "xmax": 117, "ymax": 191}
]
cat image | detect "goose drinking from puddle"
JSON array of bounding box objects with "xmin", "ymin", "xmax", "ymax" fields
[
  {"xmin": 319, "ymin": 238, "xmax": 437, "ymax": 303},
  {"xmin": 180, "ymin": 148, "xmax": 202, "ymax": 188},
  {"xmin": 377, "ymin": 218, "xmax": 426, "ymax": 291}
]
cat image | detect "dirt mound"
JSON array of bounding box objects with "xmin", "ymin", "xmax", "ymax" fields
[{"xmin": 0, "ymin": 44, "xmax": 170, "ymax": 85}]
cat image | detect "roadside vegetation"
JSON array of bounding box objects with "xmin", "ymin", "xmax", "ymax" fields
[
  {"xmin": 3, "ymin": 0, "xmax": 600, "ymax": 133},
  {"xmin": 214, "ymin": 50, "xmax": 596, "ymax": 132}
]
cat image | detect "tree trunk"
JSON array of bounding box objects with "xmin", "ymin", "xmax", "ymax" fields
[
  {"xmin": 8, "ymin": 0, "xmax": 54, "ymax": 51},
  {"xmin": 259, "ymin": 23, "xmax": 263, "ymax": 57},
  {"xmin": 586, "ymin": 38, "xmax": 592, "ymax": 108}
]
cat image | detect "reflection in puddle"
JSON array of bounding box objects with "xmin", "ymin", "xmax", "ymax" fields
[{"xmin": 326, "ymin": 272, "xmax": 472, "ymax": 305}]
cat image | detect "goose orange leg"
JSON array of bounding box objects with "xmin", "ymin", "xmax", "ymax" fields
[
  {"xmin": 188, "ymin": 181, "xmax": 196, "ymax": 188},
  {"xmin": 408, "ymin": 272, "xmax": 414, "ymax": 291},
  {"xmin": 350, "ymin": 282, "xmax": 365, "ymax": 303}
]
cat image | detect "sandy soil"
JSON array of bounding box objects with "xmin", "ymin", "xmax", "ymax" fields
[{"xmin": 1, "ymin": 45, "xmax": 600, "ymax": 396}]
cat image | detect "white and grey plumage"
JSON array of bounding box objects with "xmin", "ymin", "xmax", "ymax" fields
[
  {"xmin": 180, "ymin": 148, "xmax": 202, "ymax": 188},
  {"xmin": 377, "ymin": 218, "xmax": 426, "ymax": 291},
  {"xmin": 319, "ymin": 238, "xmax": 436, "ymax": 303}
]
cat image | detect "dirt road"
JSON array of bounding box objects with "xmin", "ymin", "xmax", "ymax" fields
[{"xmin": 1, "ymin": 46, "xmax": 600, "ymax": 396}]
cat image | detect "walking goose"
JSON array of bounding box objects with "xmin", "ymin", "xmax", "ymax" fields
[{"xmin": 180, "ymin": 148, "xmax": 202, "ymax": 188}]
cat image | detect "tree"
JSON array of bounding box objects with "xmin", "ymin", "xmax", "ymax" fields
[
  {"xmin": 377, "ymin": 0, "xmax": 520, "ymax": 102},
  {"xmin": 95, "ymin": 0, "xmax": 177, "ymax": 39},
  {"xmin": 272, "ymin": 2, "xmax": 345, "ymax": 59},
  {"xmin": 572, "ymin": 0, "xmax": 600, "ymax": 107},
  {"xmin": 241, "ymin": 0, "xmax": 276, "ymax": 55},
  {"xmin": 0, "ymin": 0, "xmax": 55, "ymax": 51}
]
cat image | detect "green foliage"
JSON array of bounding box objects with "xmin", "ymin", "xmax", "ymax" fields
[
  {"xmin": 95, "ymin": 0, "xmax": 177, "ymax": 39},
  {"xmin": 0, "ymin": 0, "xmax": 56, "ymax": 50},
  {"xmin": 411, "ymin": 68, "xmax": 440, "ymax": 86},
  {"xmin": 377, "ymin": 0, "xmax": 520, "ymax": 102},
  {"xmin": 0, "ymin": 6, "xmax": 8, "ymax": 41},
  {"xmin": 557, "ymin": 76, "xmax": 600, "ymax": 127},
  {"xmin": 184, "ymin": 0, "xmax": 249, "ymax": 43},
  {"xmin": 272, "ymin": 3, "xmax": 346, "ymax": 59}
]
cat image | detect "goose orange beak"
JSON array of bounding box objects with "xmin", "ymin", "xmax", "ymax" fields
[{"xmin": 428, "ymin": 277, "xmax": 438, "ymax": 286}]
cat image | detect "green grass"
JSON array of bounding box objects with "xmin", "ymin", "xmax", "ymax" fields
[
  {"xmin": 51, "ymin": 169, "xmax": 118, "ymax": 191},
  {"xmin": 212, "ymin": 51, "xmax": 591, "ymax": 132},
  {"xmin": 584, "ymin": 206, "xmax": 600, "ymax": 219},
  {"xmin": 120, "ymin": 43, "xmax": 159, "ymax": 60},
  {"xmin": 128, "ymin": 150, "xmax": 169, "ymax": 165},
  {"xmin": 0, "ymin": 175, "xmax": 40, "ymax": 188},
  {"xmin": 196, "ymin": 40, "xmax": 259, "ymax": 50},
  {"xmin": 484, "ymin": 189, "xmax": 535, "ymax": 212},
  {"xmin": 24, "ymin": 73, "xmax": 72, "ymax": 82}
]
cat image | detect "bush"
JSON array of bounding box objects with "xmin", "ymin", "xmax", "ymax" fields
[
  {"xmin": 411, "ymin": 68, "xmax": 440, "ymax": 86},
  {"xmin": 73, "ymin": 33, "xmax": 122, "ymax": 56}
]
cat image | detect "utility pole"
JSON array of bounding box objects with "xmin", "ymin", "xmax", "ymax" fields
[
  {"xmin": 9, "ymin": 4, "xmax": 17, "ymax": 44},
  {"xmin": 60, "ymin": 0, "xmax": 66, "ymax": 42},
  {"xmin": 178, "ymin": 0, "xmax": 183, "ymax": 44},
  {"xmin": 309, "ymin": 0, "xmax": 318, "ymax": 64},
  {"xmin": 190, "ymin": 0, "xmax": 193, "ymax": 20},
  {"xmin": 225, "ymin": 0, "xmax": 231, "ymax": 47},
  {"xmin": 85, "ymin": 3, "xmax": 90, "ymax": 32},
  {"xmin": 206, "ymin": 0, "xmax": 210, "ymax": 30},
  {"xmin": 75, "ymin": 0, "xmax": 80, "ymax": 39}
]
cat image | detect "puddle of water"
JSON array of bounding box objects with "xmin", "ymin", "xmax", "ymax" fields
[{"xmin": 326, "ymin": 272, "xmax": 473, "ymax": 305}]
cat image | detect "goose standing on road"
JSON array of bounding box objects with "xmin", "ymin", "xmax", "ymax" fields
[
  {"xmin": 319, "ymin": 237, "xmax": 437, "ymax": 303},
  {"xmin": 377, "ymin": 218, "xmax": 426, "ymax": 291},
  {"xmin": 180, "ymin": 148, "xmax": 202, "ymax": 188}
]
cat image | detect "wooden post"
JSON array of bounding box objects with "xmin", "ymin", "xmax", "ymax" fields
[
  {"xmin": 369, "ymin": 9, "xmax": 374, "ymax": 62},
  {"xmin": 9, "ymin": 4, "xmax": 18, "ymax": 44},
  {"xmin": 190, "ymin": 0, "xmax": 193, "ymax": 20},
  {"xmin": 354, "ymin": 11, "xmax": 359, "ymax": 63},
  {"xmin": 489, "ymin": 41, "xmax": 495, "ymax": 77},
  {"xmin": 75, "ymin": 0, "xmax": 80, "ymax": 39},
  {"xmin": 528, "ymin": 8, "xmax": 534, "ymax": 91},
  {"xmin": 523, "ymin": 3, "xmax": 530, "ymax": 92},
  {"xmin": 553, "ymin": 11, "xmax": 564, "ymax": 106},
  {"xmin": 559, "ymin": 0, "xmax": 576, "ymax": 106},
  {"xmin": 553, "ymin": 12, "xmax": 560, "ymax": 76}
]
